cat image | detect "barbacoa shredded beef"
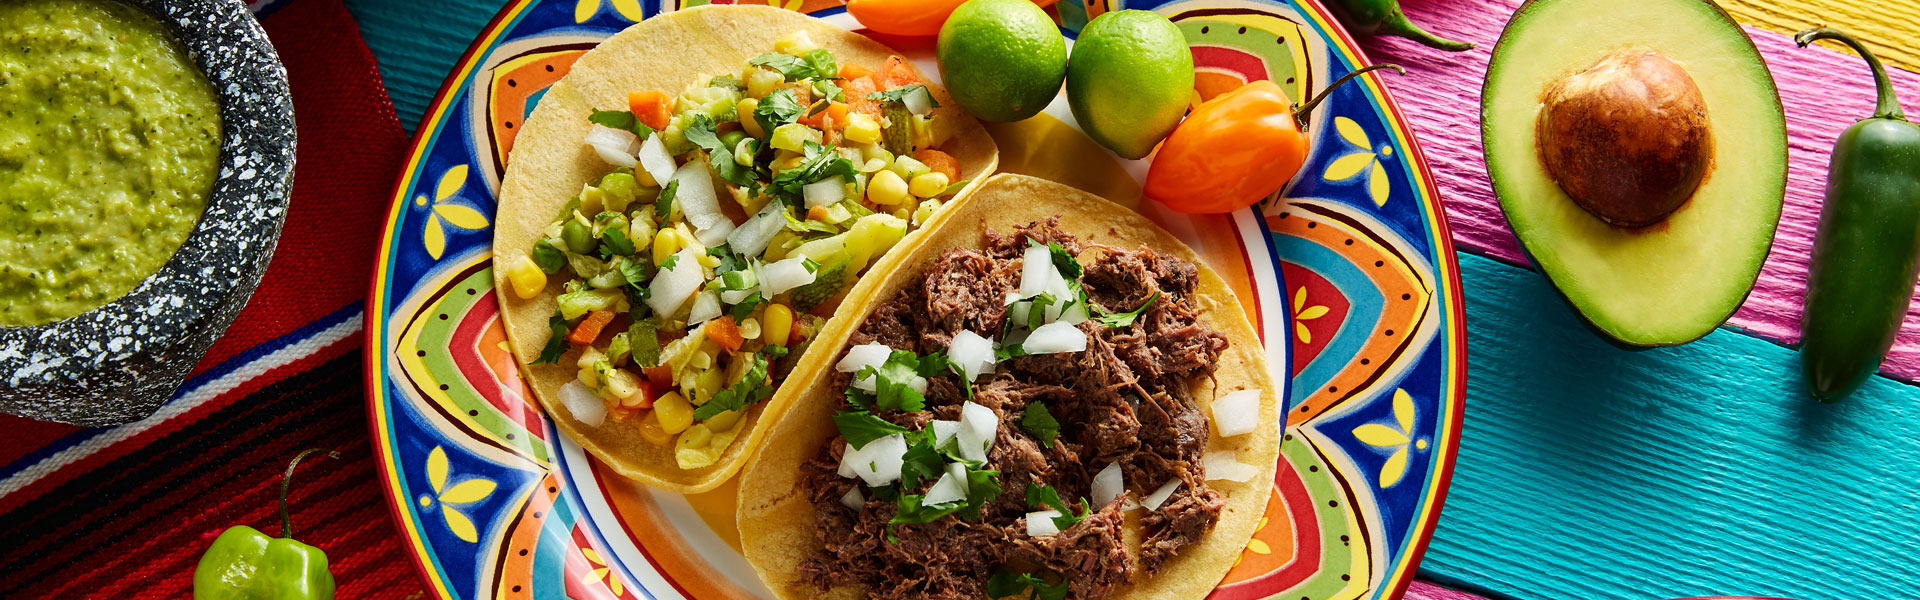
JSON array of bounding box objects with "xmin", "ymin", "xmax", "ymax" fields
[{"xmin": 799, "ymin": 218, "xmax": 1230, "ymax": 600}]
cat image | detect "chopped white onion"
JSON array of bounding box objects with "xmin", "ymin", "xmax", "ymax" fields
[
  {"xmin": 687, "ymin": 290, "xmax": 722, "ymax": 325},
  {"xmin": 1019, "ymin": 245, "xmax": 1055, "ymax": 299},
  {"xmin": 1026, "ymin": 510, "xmax": 1062, "ymax": 537},
  {"xmin": 908, "ymin": 376, "xmax": 928, "ymax": 396},
  {"xmin": 1213, "ymin": 389, "xmax": 1262, "ymax": 437},
  {"xmin": 837, "ymin": 450, "xmax": 857, "ymax": 478},
  {"xmin": 930, "ymin": 419, "xmax": 959, "ymax": 449},
  {"xmin": 1091, "ymin": 462, "xmax": 1125, "ymax": 505},
  {"xmin": 559, "ymin": 380, "xmax": 607, "ymax": 427},
  {"xmin": 1059, "ymin": 299, "xmax": 1089, "ymax": 325},
  {"xmin": 803, "ymin": 175, "xmax": 847, "ymax": 208},
  {"xmin": 1204, "ymin": 451, "xmax": 1262, "ymax": 482},
  {"xmin": 902, "ymin": 86, "xmax": 935, "ymax": 116},
  {"xmin": 840, "ymin": 487, "xmax": 867, "ymax": 511},
  {"xmin": 954, "ymin": 401, "xmax": 997, "ymax": 463},
  {"xmin": 670, "ymin": 159, "xmax": 731, "ymax": 244},
  {"xmin": 846, "ymin": 434, "xmax": 907, "ymax": 487},
  {"xmin": 759, "ymin": 257, "xmax": 818, "ymax": 296},
  {"xmin": 646, "ymin": 247, "xmax": 706, "ymax": 317},
  {"xmin": 949, "ymin": 330, "xmax": 996, "ymax": 381},
  {"xmin": 728, "ymin": 200, "xmax": 789, "ymax": 258},
  {"xmin": 1144, "ymin": 478, "xmax": 1182, "ymax": 511},
  {"xmin": 837, "ymin": 343, "xmax": 895, "ymax": 372},
  {"xmin": 721, "ymin": 287, "xmax": 758, "ymax": 305},
  {"xmin": 584, "ymin": 125, "xmax": 639, "ymax": 168},
  {"xmin": 636, "ymin": 132, "xmax": 676, "ymax": 185},
  {"xmin": 921, "ymin": 463, "xmax": 970, "ymax": 506},
  {"xmin": 1023, "ymin": 321, "xmax": 1087, "ymax": 355}
]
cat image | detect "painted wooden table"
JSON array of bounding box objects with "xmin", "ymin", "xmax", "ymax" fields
[{"xmin": 346, "ymin": 0, "xmax": 1920, "ymax": 598}]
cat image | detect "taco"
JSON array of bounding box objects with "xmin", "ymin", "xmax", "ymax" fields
[
  {"xmin": 493, "ymin": 4, "xmax": 999, "ymax": 493},
  {"xmin": 737, "ymin": 174, "xmax": 1280, "ymax": 600}
]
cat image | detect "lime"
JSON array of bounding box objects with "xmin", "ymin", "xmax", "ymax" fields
[
  {"xmin": 936, "ymin": 0, "xmax": 1068, "ymax": 123},
  {"xmin": 1066, "ymin": 10, "xmax": 1195, "ymax": 159}
]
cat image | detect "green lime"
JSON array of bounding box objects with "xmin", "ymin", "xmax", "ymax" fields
[
  {"xmin": 936, "ymin": 0, "xmax": 1068, "ymax": 123},
  {"xmin": 1066, "ymin": 10, "xmax": 1195, "ymax": 159}
]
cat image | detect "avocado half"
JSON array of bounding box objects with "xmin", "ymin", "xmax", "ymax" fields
[{"xmin": 1482, "ymin": 0, "xmax": 1786, "ymax": 347}]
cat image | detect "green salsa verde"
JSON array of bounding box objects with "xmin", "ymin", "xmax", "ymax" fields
[{"xmin": 0, "ymin": 0, "xmax": 223, "ymax": 327}]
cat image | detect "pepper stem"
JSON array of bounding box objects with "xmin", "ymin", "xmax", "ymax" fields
[
  {"xmin": 1379, "ymin": 10, "xmax": 1475, "ymax": 52},
  {"xmin": 1797, "ymin": 27, "xmax": 1904, "ymax": 120},
  {"xmin": 279, "ymin": 448, "xmax": 340, "ymax": 539},
  {"xmin": 1294, "ymin": 64, "xmax": 1406, "ymax": 132}
]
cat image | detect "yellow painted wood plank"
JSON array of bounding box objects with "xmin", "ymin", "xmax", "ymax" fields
[{"xmin": 1721, "ymin": 0, "xmax": 1920, "ymax": 74}]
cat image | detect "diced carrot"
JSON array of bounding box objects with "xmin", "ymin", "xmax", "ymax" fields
[
  {"xmin": 808, "ymin": 205, "xmax": 830, "ymax": 222},
  {"xmin": 706, "ymin": 316, "xmax": 744, "ymax": 353},
  {"xmin": 839, "ymin": 63, "xmax": 873, "ymax": 80},
  {"xmin": 623, "ymin": 378, "xmax": 659, "ymax": 410},
  {"xmin": 913, "ymin": 149, "xmax": 960, "ymax": 181},
  {"xmin": 799, "ymin": 102, "xmax": 849, "ymax": 128},
  {"xmin": 628, "ymin": 90, "xmax": 672, "ymax": 131},
  {"xmin": 644, "ymin": 365, "xmax": 673, "ymax": 388},
  {"xmin": 842, "ymin": 76, "xmax": 882, "ymax": 119},
  {"xmin": 568, "ymin": 310, "xmax": 616, "ymax": 345},
  {"xmin": 875, "ymin": 56, "xmax": 921, "ymax": 89}
]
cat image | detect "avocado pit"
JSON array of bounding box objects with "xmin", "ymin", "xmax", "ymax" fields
[{"xmin": 1536, "ymin": 49, "xmax": 1713, "ymax": 228}]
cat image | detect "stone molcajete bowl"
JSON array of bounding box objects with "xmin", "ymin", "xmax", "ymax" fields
[{"xmin": 0, "ymin": 0, "xmax": 295, "ymax": 427}]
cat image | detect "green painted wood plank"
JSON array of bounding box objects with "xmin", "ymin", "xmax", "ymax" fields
[
  {"xmin": 345, "ymin": 0, "xmax": 506, "ymax": 130},
  {"xmin": 1424, "ymin": 252, "xmax": 1920, "ymax": 600}
]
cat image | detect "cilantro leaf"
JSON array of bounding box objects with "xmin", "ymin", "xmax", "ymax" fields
[
  {"xmin": 628, "ymin": 317, "xmax": 661, "ymax": 368},
  {"xmin": 1093, "ymin": 290, "xmax": 1159, "ymax": 329},
  {"xmin": 655, "ymin": 179, "xmax": 679, "ymax": 223},
  {"xmin": 897, "ymin": 429, "xmax": 945, "ymax": 490},
  {"xmin": 589, "ymin": 109, "xmax": 654, "ymax": 138},
  {"xmin": 833, "ymin": 411, "xmax": 909, "ymax": 450},
  {"xmin": 1028, "ymin": 238, "xmax": 1082, "ymax": 280},
  {"xmin": 599, "ymin": 227, "xmax": 636, "ymax": 257},
  {"xmin": 749, "ymin": 50, "xmax": 839, "ymax": 82},
  {"xmin": 730, "ymin": 291, "xmax": 766, "ymax": 322},
  {"xmin": 858, "ymin": 350, "xmax": 928, "ymax": 412},
  {"xmin": 684, "ymin": 113, "xmax": 760, "ymax": 192},
  {"xmin": 812, "ymin": 78, "xmax": 843, "ymax": 103},
  {"xmin": 692, "ymin": 346, "xmax": 791, "ymax": 420},
  {"xmin": 657, "ymin": 254, "xmax": 679, "ymax": 271},
  {"xmin": 755, "ymin": 89, "xmax": 805, "ymax": 139},
  {"xmin": 617, "ymin": 256, "xmax": 653, "ymax": 290},
  {"xmin": 866, "ymin": 84, "xmax": 940, "ymax": 108},
  {"xmin": 987, "ymin": 570, "xmax": 1069, "ymax": 600},
  {"xmin": 1019, "ymin": 401, "xmax": 1060, "ymax": 448},
  {"xmin": 888, "ymin": 494, "xmax": 963, "ymax": 534},
  {"xmin": 1025, "ymin": 483, "xmax": 1090, "ymax": 531},
  {"xmin": 994, "ymin": 343, "xmax": 1028, "ymax": 362},
  {"xmin": 772, "ymin": 141, "xmax": 856, "ymax": 201},
  {"xmin": 534, "ymin": 315, "xmax": 569, "ymax": 364},
  {"xmin": 957, "ymin": 464, "xmax": 1002, "ymax": 520}
]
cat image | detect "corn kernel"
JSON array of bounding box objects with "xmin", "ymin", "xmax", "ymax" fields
[
  {"xmin": 740, "ymin": 317, "xmax": 762, "ymax": 340},
  {"xmin": 506, "ymin": 256, "xmax": 546, "ymax": 300},
  {"xmin": 763, "ymin": 304, "xmax": 793, "ymax": 347},
  {"xmin": 867, "ymin": 170, "xmax": 909, "ymax": 206},
  {"xmin": 606, "ymin": 369, "xmax": 642, "ymax": 404},
  {"xmin": 891, "ymin": 207, "xmax": 910, "ymax": 221},
  {"xmin": 652, "ymin": 228, "xmax": 680, "ymax": 265},
  {"xmin": 909, "ymin": 172, "xmax": 951, "ymax": 198},
  {"xmin": 680, "ymin": 423, "xmax": 713, "ymax": 449},
  {"xmin": 690, "ymin": 349, "xmax": 714, "ymax": 370},
  {"xmin": 704, "ymin": 408, "xmax": 742, "ymax": 432},
  {"xmin": 635, "ymin": 166, "xmax": 658, "ymax": 188},
  {"xmin": 697, "ymin": 252, "xmax": 721, "ymax": 269},
  {"xmin": 844, "ymin": 114, "xmax": 882, "ymax": 145},
  {"xmin": 913, "ymin": 199, "xmax": 941, "ymax": 226},
  {"xmin": 775, "ymin": 31, "xmax": 816, "ymax": 55},
  {"xmin": 638, "ymin": 412, "xmax": 675, "ymax": 445},
  {"xmin": 654, "ymin": 391, "xmax": 693, "ymax": 433},
  {"xmin": 737, "ymin": 98, "xmax": 766, "ymax": 136}
]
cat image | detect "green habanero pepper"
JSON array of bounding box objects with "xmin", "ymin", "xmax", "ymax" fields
[
  {"xmin": 193, "ymin": 448, "xmax": 340, "ymax": 600},
  {"xmin": 1325, "ymin": 0, "xmax": 1473, "ymax": 51},
  {"xmin": 1796, "ymin": 28, "xmax": 1920, "ymax": 402}
]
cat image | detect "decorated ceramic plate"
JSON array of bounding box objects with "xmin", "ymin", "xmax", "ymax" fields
[{"xmin": 366, "ymin": 1, "xmax": 1466, "ymax": 598}]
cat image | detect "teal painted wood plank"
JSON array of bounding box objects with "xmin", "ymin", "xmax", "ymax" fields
[
  {"xmin": 1425, "ymin": 252, "xmax": 1920, "ymax": 600},
  {"xmin": 345, "ymin": 0, "xmax": 507, "ymax": 130}
]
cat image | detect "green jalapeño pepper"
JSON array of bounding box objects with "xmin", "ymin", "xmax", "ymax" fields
[
  {"xmin": 1325, "ymin": 0, "xmax": 1473, "ymax": 51},
  {"xmin": 1796, "ymin": 28, "xmax": 1920, "ymax": 402},
  {"xmin": 194, "ymin": 448, "xmax": 340, "ymax": 600}
]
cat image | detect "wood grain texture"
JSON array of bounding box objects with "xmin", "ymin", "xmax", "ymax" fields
[
  {"xmin": 1421, "ymin": 253, "xmax": 1920, "ymax": 600},
  {"xmin": 1360, "ymin": 0, "xmax": 1920, "ymax": 382}
]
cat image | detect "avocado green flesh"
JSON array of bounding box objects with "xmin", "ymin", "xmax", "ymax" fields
[
  {"xmin": 1483, "ymin": 0, "xmax": 1785, "ymax": 346},
  {"xmin": 0, "ymin": 0, "xmax": 222, "ymax": 327}
]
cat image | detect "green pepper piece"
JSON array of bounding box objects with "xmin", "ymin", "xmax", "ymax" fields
[
  {"xmin": 1323, "ymin": 0, "xmax": 1472, "ymax": 51},
  {"xmin": 1796, "ymin": 28, "xmax": 1920, "ymax": 402},
  {"xmin": 193, "ymin": 448, "xmax": 339, "ymax": 600}
]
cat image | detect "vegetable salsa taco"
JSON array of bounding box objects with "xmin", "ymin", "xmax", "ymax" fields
[
  {"xmin": 738, "ymin": 175, "xmax": 1279, "ymax": 599},
  {"xmin": 493, "ymin": 5, "xmax": 998, "ymax": 492}
]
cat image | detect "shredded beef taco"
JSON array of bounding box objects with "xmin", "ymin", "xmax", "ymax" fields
[
  {"xmin": 493, "ymin": 4, "xmax": 999, "ymax": 493},
  {"xmin": 737, "ymin": 174, "xmax": 1279, "ymax": 600}
]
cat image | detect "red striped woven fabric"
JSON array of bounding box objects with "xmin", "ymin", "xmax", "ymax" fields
[{"xmin": 0, "ymin": 0, "xmax": 425, "ymax": 596}]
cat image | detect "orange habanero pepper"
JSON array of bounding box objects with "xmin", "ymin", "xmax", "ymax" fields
[
  {"xmin": 847, "ymin": 0, "xmax": 1059, "ymax": 37},
  {"xmin": 1145, "ymin": 64, "xmax": 1403, "ymax": 214}
]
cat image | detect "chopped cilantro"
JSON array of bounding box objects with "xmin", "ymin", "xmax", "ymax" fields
[
  {"xmin": 657, "ymin": 254, "xmax": 680, "ymax": 271},
  {"xmin": 1019, "ymin": 401, "xmax": 1060, "ymax": 448},
  {"xmin": 866, "ymin": 84, "xmax": 940, "ymax": 108},
  {"xmin": 812, "ymin": 78, "xmax": 843, "ymax": 103},
  {"xmin": 730, "ymin": 291, "xmax": 766, "ymax": 322},
  {"xmin": 628, "ymin": 317, "xmax": 661, "ymax": 368},
  {"xmin": 898, "ymin": 429, "xmax": 945, "ymax": 489},
  {"xmin": 958, "ymin": 464, "xmax": 1002, "ymax": 520},
  {"xmin": 692, "ymin": 345, "xmax": 791, "ymax": 420},
  {"xmin": 833, "ymin": 411, "xmax": 909, "ymax": 450},
  {"xmin": 599, "ymin": 227, "xmax": 636, "ymax": 257},
  {"xmin": 888, "ymin": 494, "xmax": 963, "ymax": 533},
  {"xmin": 856, "ymin": 350, "xmax": 929, "ymax": 412},
  {"xmin": 589, "ymin": 109, "xmax": 653, "ymax": 138},
  {"xmin": 994, "ymin": 343, "xmax": 1028, "ymax": 362},
  {"xmin": 534, "ymin": 315, "xmax": 569, "ymax": 364},
  {"xmin": 1024, "ymin": 483, "xmax": 1090, "ymax": 531},
  {"xmin": 987, "ymin": 570, "xmax": 1069, "ymax": 600},
  {"xmin": 749, "ymin": 49, "xmax": 839, "ymax": 82},
  {"xmin": 684, "ymin": 114, "xmax": 759, "ymax": 192},
  {"xmin": 755, "ymin": 89, "xmax": 805, "ymax": 138},
  {"xmin": 772, "ymin": 141, "xmax": 856, "ymax": 201},
  {"xmin": 1093, "ymin": 291, "xmax": 1159, "ymax": 329},
  {"xmin": 655, "ymin": 179, "xmax": 679, "ymax": 222},
  {"xmin": 1030, "ymin": 238, "xmax": 1082, "ymax": 280},
  {"xmin": 617, "ymin": 256, "xmax": 653, "ymax": 290}
]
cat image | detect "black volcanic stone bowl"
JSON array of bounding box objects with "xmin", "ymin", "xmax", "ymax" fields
[{"xmin": 0, "ymin": 0, "xmax": 295, "ymax": 426}]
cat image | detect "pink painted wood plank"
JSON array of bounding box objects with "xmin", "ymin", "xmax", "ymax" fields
[
  {"xmin": 1404, "ymin": 580, "xmax": 1492, "ymax": 600},
  {"xmin": 1351, "ymin": 0, "xmax": 1920, "ymax": 382}
]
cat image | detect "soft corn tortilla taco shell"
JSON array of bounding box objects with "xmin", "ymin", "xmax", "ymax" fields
[
  {"xmin": 737, "ymin": 174, "xmax": 1281, "ymax": 599},
  {"xmin": 493, "ymin": 4, "xmax": 999, "ymax": 493}
]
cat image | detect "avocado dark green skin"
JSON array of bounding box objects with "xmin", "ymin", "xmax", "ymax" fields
[
  {"xmin": 1801, "ymin": 114, "xmax": 1920, "ymax": 401},
  {"xmin": 1481, "ymin": 0, "xmax": 1781, "ymax": 350}
]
